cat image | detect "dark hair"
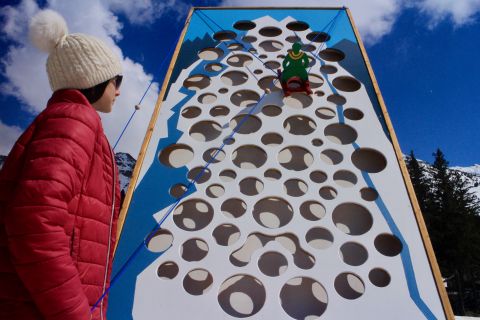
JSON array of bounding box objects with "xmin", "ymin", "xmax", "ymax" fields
[{"xmin": 79, "ymin": 79, "xmax": 110, "ymax": 104}]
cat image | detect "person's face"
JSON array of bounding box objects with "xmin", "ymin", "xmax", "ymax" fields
[{"xmin": 92, "ymin": 76, "xmax": 121, "ymax": 113}]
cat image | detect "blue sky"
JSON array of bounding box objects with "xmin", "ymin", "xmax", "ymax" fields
[{"xmin": 1, "ymin": 0, "xmax": 479, "ymax": 166}]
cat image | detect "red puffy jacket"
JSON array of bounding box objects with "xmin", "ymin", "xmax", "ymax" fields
[{"xmin": 0, "ymin": 89, "xmax": 120, "ymax": 319}]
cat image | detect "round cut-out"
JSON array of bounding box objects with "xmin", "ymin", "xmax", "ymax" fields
[
  {"xmin": 159, "ymin": 144, "xmax": 193, "ymax": 168},
  {"xmin": 264, "ymin": 169, "xmax": 282, "ymax": 180},
  {"xmin": 284, "ymin": 115, "xmax": 317, "ymax": 135},
  {"xmin": 220, "ymin": 169, "xmax": 237, "ymax": 182},
  {"xmin": 198, "ymin": 47, "xmax": 224, "ymax": 60},
  {"xmin": 280, "ymin": 277, "xmax": 328, "ymax": 319},
  {"xmin": 308, "ymin": 73, "xmax": 324, "ymax": 88},
  {"xmin": 227, "ymin": 54, "xmax": 253, "ymax": 67},
  {"xmin": 374, "ymin": 233, "xmax": 403, "ymax": 256},
  {"xmin": 315, "ymin": 107, "xmax": 336, "ymax": 119},
  {"xmin": 258, "ymin": 251, "xmax": 288, "ymax": 277},
  {"xmin": 344, "ymin": 108, "xmax": 364, "ymax": 120},
  {"xmin": 229, "ymin": 115, "xmax": 262, "ymax": 134},
  {"xmin": 189, "ymin": 120, "xmax": 222, "ymax": 142},
  {"xmin": 210, "ymin": 105, "xmax": 230, "ymax": 117},
  {"xmin": 284, "ymin": 93, "xmax": 313, "ymax": 109},
  {"xmin": 312, "ymin": 138, "xmax": 323, "ymax": 147},
  {"xmin": 352, "ymin": 148, "xmax": 387, "ymax": 173},
  {"xmin": 307, "ymin": 31, "xmax": 331, "ymax": 42},
  {"xmin": 259, "ymin": 40, "xmax": 284, "ymax": 52},
  {"xmin": 306, "ymin": 227, "xmax": 334, "ymax": 249},
  {"xmin": 205, "ymin": 62, "xmax": 223, "ymax": 72},
  {"xmin": 320, "ymin": 64, "xmax": 338, "ymax": 74},
  {"xmin": 300, "ymin": 201, "xmax": 326, "ymax": 221},
  {"xmin": 333, "ymin": 170, "xmax": 357, "ymax": 188},
  {"xmin": 286, "ymin": 21, "xmax": 309, "ymax": 31},
  {"xmin": 327, "ymin": 93, "xmax": 346, "ymax": 105},
  {"xmin": 231, "ymin": 90, "xmax": 260, "ymax": 107},
  {"xmin": 261, "ymin": 133, "xmax": 283, "ymax": 146},
  {"xmin": 228, "ymin": 43, "xmax": 244, "ymax": 51},
  {"xmin": 187, "ymin": 167, "xmax": 211, "ymax": 184},
  {"xmin": 213, "ymin": 30, "xmax": 237, "ymax": 41},
  {"xmin": 333, "ymin": 76, "xmax": 362, "ymax": 92},
  {"xmin": 221, "ymin": 70, "xmax": 248, "ymax": 86},
  {"xmin": 239, "ymin": 177, "xmax": 264, "ymax": 196},
  {"xmin": 334, "ymin": 273, "xmax": 365, "ymax": 299},
  {"xmin": 203, "ymin": 148, "xmax": 225, "ymax": 163},
  {"xmin": 157, "ymin": 261, "xmax": 178, "ymax": 280},
  {"xmin": 234, "ymin": 20, "xmax": 256, "ymax": 30},
  {"xmin": 278, "ymin": 146, "xmax": 314, "ymax": 171},
  {"xmin": 182, "ymin": 106, "xmax": 201, "ymax": 118},
  {"xmin": 242, "ymin": 35, "xmax": 257, "ymax": 43},
  {"xmin": 262, "ymin": 105, "xmax": 282, "ymax": 117},
  {"xmin": 340, "ymin": 242, "xmax": 368, "ymax": 266},
  {"xmin": 253, "ymin": 197, "xmax": 293, "ymax": 228},
  {"xmin": 147, "ymin": 229, "xmax": 173, "ymax": 253},
  {"xmin": 310, "ymin": 170, "xmax": 327, "ymax": 183},
  {"xmin": 332, "ymin": 203, "xmax": 373, "ymax": 236},
  {"xmin": 221, "ymin": 198, "xmax": 246, "ymax": 218},
  {"xmin": 173, "ymin": 199, "xmax": 214, "ymax": 231},
  {"xmin": 258, "ymin": 76, "xmax": 282, "ymax": 92},
  {"xmin": 325, "ymin": 123, "xmax": 357, "ymax": 144},
  {"xmin": 198, "ymin": 92, "xmax": 217, "ymax": 104},
  {"xmin": 183, "ymin": 269, "xmax": 213, "ymax": 296},
  {"xmin": 369, "ymin": 268, "xmax": 391, "ymax": 287},
  {"xmin": 218, "ymin": 275, "xmax": 266, "ymax": 318},
  {"xmin": 320, "ymin": 149, "xmax": 343, "ymax": 165},
  {"xmin": 213, "ymin": 224, "xmax": 240, "ymax": 246},
  {"xmin": 319, "ymin": 186, "xmax": 337, "ymax": 200},
  {"xmin": 183, "ymin": 74, "xmax": 211, "ymax": 91},
  {"xmin": 264, "ymin": 60, "xmax": 281, "ymax": 70},
  {"xmin": 206, "ymin": 184, "xmax": 225, "ymax": 198},
  {"xmin": 319, "ymin": 48, "xmax": 345, "ymax": 62},
  {"xmin": 360, "ymin": 187, "xmax": 379, "ymax": 201},
  {"xmin": 259, "ymin": 26, "xmax": 282, "ymax": 37},
  {"xmin": 232, "ymin": 145, "xmax": 267, "ymax": 169},
  {"xmin": 170, "ymin": 183, "xmax": 187, "ymax": 199},
  {"xmin": 284, "ymin": 179, "xmax": 308, "ymax": 197},
  {"xmin": 181, "ymin": 238, "xmax": 208, "ymax": 262}
]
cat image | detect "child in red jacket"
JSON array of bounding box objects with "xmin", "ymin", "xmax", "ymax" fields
[{"xmin": 0, "ymin": 9, "xmax": 122, "ymax": 320}]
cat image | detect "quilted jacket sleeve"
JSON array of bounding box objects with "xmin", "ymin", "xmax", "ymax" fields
[{"xmin": 4, "ymin": 104, "xmax": 99, "ymax": 320}]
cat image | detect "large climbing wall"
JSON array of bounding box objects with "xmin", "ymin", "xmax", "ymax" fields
[{"xmin": 108, "ymin": 7, "xmax": 452, "ymax": 320}]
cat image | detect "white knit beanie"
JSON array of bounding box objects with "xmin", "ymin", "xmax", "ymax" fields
[{"xmin": 29, "ymin": 9, "xmax": 122, "ymax": 91}]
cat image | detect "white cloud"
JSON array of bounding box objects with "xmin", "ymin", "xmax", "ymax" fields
[
  {"xmin": 106, "ymin": 0, "xmax": 189, "ymax": 25},
  {"xmin": 0, "ymin": 120, "xmax": 23, "ymax": 156},
  {"xmin": 0, "ymin": 0, "xmax": 165, "ymax": 158},
  {"xmin": 410, "ymin": 0, "xmax": 480, "ymax": 27}
]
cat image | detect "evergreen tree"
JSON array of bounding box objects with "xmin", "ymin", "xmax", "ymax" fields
[{"xmin": 406, "ymin": 150, "xmax": 431, "ymax": 215}]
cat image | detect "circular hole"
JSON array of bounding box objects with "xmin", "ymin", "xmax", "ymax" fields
[
  {"xmin": 218, "ymin": 275, "xmax": 266, "ymax": 318},
  {"xmin": 319, "ymin": 186, "xmax": 337, "ymax": 200},
  {"xmin": 325, "ymin": 123, "xmax": 357, "ymax": 145},
  {"xmin": 228, "ymin": 42, "xmax": 244, "ymax": 51},
  {"xmin": 306, "ymin": 227, "xmax": 334, "ymax": 249},
  {"xmin": 253, "ymin": 197, "xmax": 294, "ymax": 228},
  {"xmin": 219, "ymin": 87, "xmax": 229, "ymax": 93},
  {"xmin": 198, "ymin": 47, "xmax": 224, "ymax": 60},
  {"xmin": 300, "ymin": 201, "xmax": 326, "ymax": 221},
  {"xmin": 286, "ymin": 20, "xmax": 309, "ymax": 31},
  {"xmin": 360, "ymin": 187, "xmax": 379, "ymax": 201},
  {"xmin": 301, "ymin": 44, "xmax": 316, "ymax": 52},
  {"xmin": 333, "ymin": 76, "xmax": 362, "ymax": 92},
  {"xmin": 233, "ymin": 20, "xmax": 256, "ymax": 30},
  {"xmin": 334, "ymin": 273, "xmax": 365, "ymax": 300},
  {"xmin": 210, "ymin": 105, "xmax": 230, "ymax": 117},
  {"xmin": 170, "ymin": 183, "xmax": 188, "ymax": 198},
  {"xmin": 221, "ymin": 70, "xmax": 249, "ymax": 86},
  {"xmin": 344, "ymin": 108, "xmax": 364, "ymax": 120},
  {"xmin": 229, "ymin": 115, "xmax": 262, "ymax": 134},
  {"xmin": 278, "ymin": 146, "xmax": 314, "ymax": 171},
  {"xmin": 213, "ymin": 224, "xmax": 241, "ymax": 246},
  {"xmin": 332, "ymin": 203, "xmax": 373, "ymax": 236},
  {"xmin": 158, "ymin": 143, "xmax": 194, "ymax": 168},
  {"xmin": 254, "ymin": 69, "xmax": 263, "ymax": 75},
  {"xmin": 340, "ymin": 242, "xmax": 368, "ymax": 266},
  {"xmin": 369, "ymin": 268, "xmax": 391, "ymax": 287},
  {"xmin": 224, "ymin": 137, "xmax": 235, "ymax": 145},
  {"xmin": 327, "ymin": 93, "xmax": 346, "ymax": 105},
  {"xmin": 259, "ymin": 40, "xmax": 284, "ymax": 52},
  {"xmin": 220, "ymin": 169, "xmax": 237, "ymax": 182},
  {"xmin": 221, "ymin": 198, "xmax": 246, "ymax": 218},
  {"xmin": 284, "ymin": 179, "xmax": 308, "ymax": 197},
  {"xmin": 239, "ymin": 177, "xmax": 264, "ymax": 196},
  {"xmin": 307, "ymin": 31, "xmax": 331, "ymax": 42},
  {"xmin": 242, "ymin": 35, "xmax": 257, "ymax": 43},
  {"xmin": 277, "ymin": 54, "xmax": 286, "ymax": 59},
  {"xmin": 146, "ymin": 229, "xmax": 173, "ymax": 252},
  {"xmin": 258, "ymin": 76, "xmax": 282, "ymax": 92},
  {"xmin": 205, "ymin": 62, "xmax": 223, "ymax": 72},
  {"xmin": 312, "ymin": 138, "xmax": 323, "ymax": 147},
  {"xmin": 352, "ymin": 148, "xmax": 387, "ymax": 173},
  {"xmin": 261, "ymin": 132, "xmax": 283, "ymax": 146},
  {"xmin": 262, "ymin": 104, "xmax": 282, "ymax": 117},
  {"xmin": 320, "ymin": 64, "xmax": 338, "ymax": 74},
  {"xmin": 284, "ymin": 115, "xmax": 317, "ymax": 135},
  {"xmin": 231, "ymin": 90, "xmax": 261, "ymax": 108},
  {"xmin": 314, "ymin": 90, "xmax": 325, "ymax": 97},
  {"xmin": 264, "ymin": 168, "xmax": 282, "ymax": 180},
  {"xmin": 232, "ymin": 145, "xmax": 267, "ymax": 169},
  {"xmin": 227, "ymin": 54, "xmax": 253, "ymax": 67},
  {"xmin": 198, "ymin": 92, "xmax": 217, "ymax": 104},
  {"xmin": 189, "ymin": 120, "xmax": 222, "ymax": 142},
  {"xmin": 283, "ymin": 93, "xmax": 313, "ymax": 109},
  {"xmin": 182, "ymin": 106, "xmax": 201, "ymax": 118},
  {"xmin": 276, "ymin": 234, "xmax": 316, "ymax": 269},
  {"xmin": 213, "ymin": 30, "xmax": 237, "ymax": 41},
  {"xmin": 206, "ymin": 184, "xmax": 225, "ymax": 198},
  {"xmin": 183, "ymin": 74, "xmax": 211, "ymax": 91},
  {"xmin": 203, "ymin": 148, "xmax": 226, "ymax": 164},
  {"xmin": 173, "ymin": 199, "xmax": 214, "ymax": 231},
  {"xmin": 315, "ymin": 107, "xmax": 336, "ymax": 119},
  {"xmin": 307, "ymin": 55, "xmax": 316, "ymax": 67},
  {"xmin": 319, "ymin": 48, "xmax": 345, "ymax": 62},
  {"xmin": 183, "ymin": 269, "xmax": 213, "ymax": 296},
  {"xmin": 249, "ymin": 48, "xmax": 257, "ymax": 54},
  {"xmin": 157, "ymin": 261, "xmax": 178, "ymax": 280},
  {"xmin": 259, "ymin": 26, "xmax": 282, "ymax": 37},
  {"xmin": 333, "ymin": 170, "xmax": 357, "ymax": 188},
  {"xmin": 308, "ymin": 73, "xmax": 324, "ymax": 88},
  {"xmin": 374, "ymin": 233, "xmax": 403, "ymax": 256},
  {"xmin": 258, "ymin": 251, "xmax": 288, "ymax": 277},
  {"xmin": 264, "ymin": 60, "xmax": 281, "ymax": 70},
  {"xmin": 310, "ymin": 170, "xmax": 327, "ymax": 183},
  {"xmin": 181, "ymin": 238, "xmax": 209, "ymax": 262},
  {"xmin": 285, "ymin": 35, "xmax": 301, "ymax": 43},
  {"xmin": 320, "ymin": 149, "xmax": 343, "ymax": 165},
  {"xmin": 280, "ymin": 277, "xmax": 328, "ymax": 319},
  {"xmin": 187, "ymin": 167, "xmax": 212, "ymax": 184}
]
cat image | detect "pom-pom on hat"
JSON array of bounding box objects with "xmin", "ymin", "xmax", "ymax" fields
[{"xmin": 29, "ymin": 9, "xmax": 122, "ymax": 91}]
